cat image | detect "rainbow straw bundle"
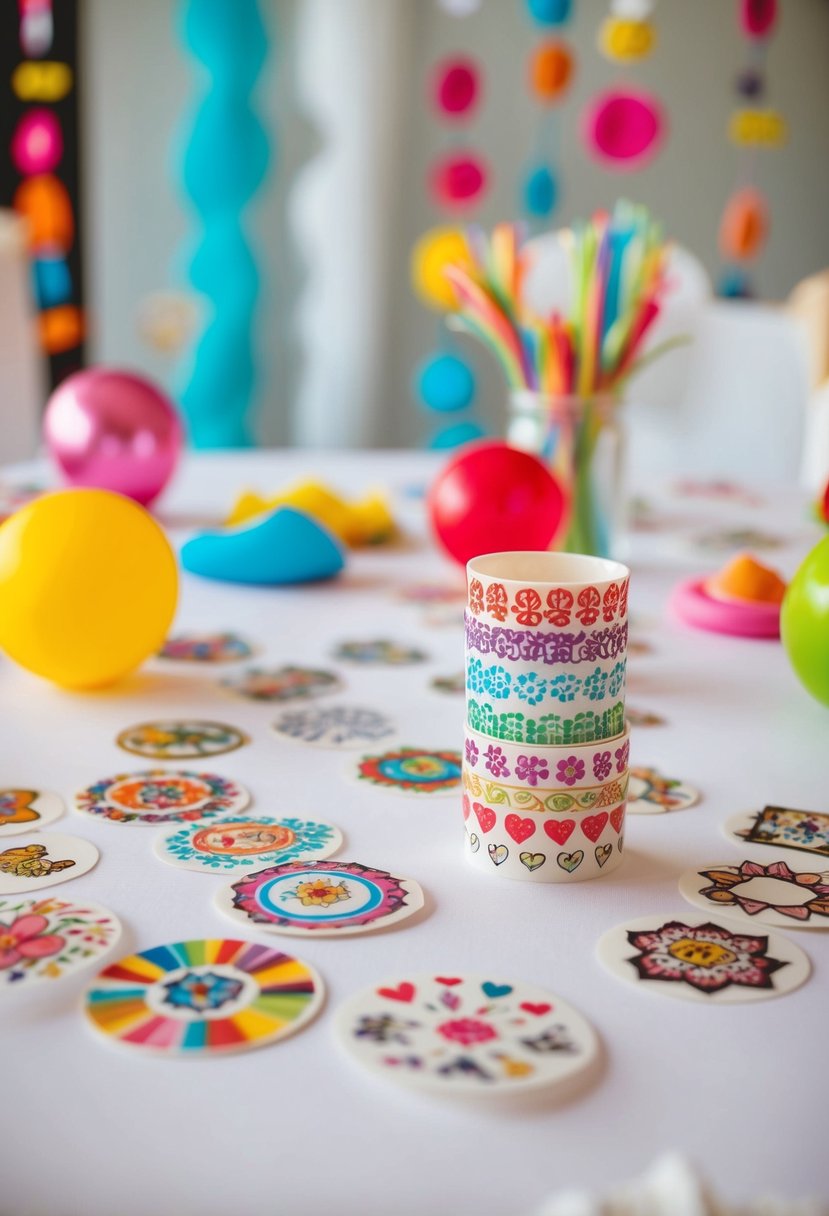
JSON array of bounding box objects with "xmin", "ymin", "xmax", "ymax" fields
[
  {"xmin": 444, "ymin": 201, "xmax": 672, "ymax": 398},
  {"xmin": 442, "ymin": 202, "xmax": 677, "ymax": 557}
]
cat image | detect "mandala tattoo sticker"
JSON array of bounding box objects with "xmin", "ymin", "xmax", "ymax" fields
[
  {"xmin": 0, "ymin": 896, "xmax": 121, "ymax": 995},
  {"xmin": 84, "ymin": 939, "xmax": 324, "ymax": 1056},
  {"xmin": 354, "ymin": 748, "xmax": 463, "ymax": 796},
  {"xmin": 0, "ymin": 789, "xmax": 64, "ymax": 837},
  {"xmin": 214, "ymin": 861, "xmax": 424, "ymax": 937},
  {"xmin": 332, "ymin": 639, "xmax": 428, "ymax": 665},
  {"xmin": 0, "ymin": 834, "xmax": 99, "ymax": 895},
  {"xmin": 116, "ymin": 720, "xmax": 249, "ymax": 760},
  {"xmin": 222, "ymin": 666, "xmax": 342, "ymax": 703},
  {"xmin": 159, "ymin": 632, "xmax": 256, "ymax": 663},
  {"xmin": 679, "ymin": 859, "xmax": 829, "ymax": 930},
  {"xmin": 335, "ymin": 974, "xmax": 598, "ymax": 1096},
  {"xmin": 75, "ymin": 771, "xmax": 250, "ymax": 826},
  {"xmin": 155, "ymin": 816, "xmax": 343, "ymax": 875},
  {"xmin": 271, "ymin": 705, "xmax": 396, "ymax": 749},
  {"xmin": 597, "ymin": 916, "xmax": 810, "ymax": 1004}
]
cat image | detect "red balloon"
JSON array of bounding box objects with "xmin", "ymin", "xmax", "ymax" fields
[{"xmin": 427, "ymin": 441, "xmax": 566, "ymax": 566}]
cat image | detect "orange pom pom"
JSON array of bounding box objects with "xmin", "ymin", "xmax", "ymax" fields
[
  {"xmin": 719, "ymin": 189, "xmax": 768, "ymax": 261},
  {"xmin": 529, "ymin": 41, "xmax": 573, "ymax": 103}
]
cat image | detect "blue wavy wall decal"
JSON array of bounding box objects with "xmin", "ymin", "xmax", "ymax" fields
[{"xmin": 177, "ymin": 0, "xmax": 269, "ymax": 447}]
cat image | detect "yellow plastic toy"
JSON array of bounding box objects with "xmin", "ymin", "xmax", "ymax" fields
[
  {"xmin": 0, "ymin": 488, "xmax": 178, "ymax": 689},
  {"xmin": 226, "ymin": 481, "xmax": 395, "ymax": 547}
]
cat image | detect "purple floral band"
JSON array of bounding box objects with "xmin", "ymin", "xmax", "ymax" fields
[
  {"xmin": 464, "ymin": 733, "xmax": 630, "ymax": 785},
  {"xmin": 464, "ymin": 614, "xmax": 627, "ymax": 665}
]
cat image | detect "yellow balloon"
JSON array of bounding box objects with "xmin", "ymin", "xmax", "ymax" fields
[
  {"xmin": 410, "ymin": 227, "xmax": 472, "ymax": 312},
  {"xmin": 0, "ymin": 489, "xmax": 178, "ymax": 689}
]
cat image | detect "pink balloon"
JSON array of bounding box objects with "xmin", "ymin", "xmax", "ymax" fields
[{"xmin": 43, "ymin": 368, "xmax": 184, "ymax": 507}]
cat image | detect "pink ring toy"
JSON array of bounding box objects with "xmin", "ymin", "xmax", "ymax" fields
[{"xmin": 670, "ymin": 578, "xmax": 780, "ymax": 639}]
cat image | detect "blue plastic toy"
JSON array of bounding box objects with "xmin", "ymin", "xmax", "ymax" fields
[{"xmin": 181, "ymin": 506, "xmax": 345, "ymax": 585}]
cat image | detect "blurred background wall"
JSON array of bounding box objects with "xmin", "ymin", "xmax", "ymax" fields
[{"xmin": 28, "ymin": 0, "xmax": 829, "ymax": 448}]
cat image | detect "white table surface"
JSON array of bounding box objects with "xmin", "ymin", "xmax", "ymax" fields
[{"xmin": 0, "ymin": 451, "xmax": 826, "ymax": 1215}]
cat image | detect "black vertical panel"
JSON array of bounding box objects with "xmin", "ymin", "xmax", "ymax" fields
[{"xmin": 0, "ymin": 0, "xmax": 85, "ymax": 390}]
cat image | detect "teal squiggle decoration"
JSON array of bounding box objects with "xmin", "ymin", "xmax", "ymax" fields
[{"xmin": 176, "ymin": 0, "xmax": 270, "ymax": 447}]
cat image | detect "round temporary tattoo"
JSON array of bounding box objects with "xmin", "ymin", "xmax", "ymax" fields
[
  {"xmin": 0, "ymin": 833, "xmax": 99, "ymax": 895},
  {"xmin": 158, "ymin": 632, "xmax": 256, "ymax": 663},
  {"xmin": 332, "ymin": 639, "xmax": 428, "ymax": 665},
  {"xmin": 0, "ymin": 789, "xmax": 64, "ymax": 837},
  {"xmin": 0, "ymin": 896, "xmax": 121, "ymax": 995},
  {"xmin": 723, "ymin": 806, "xmax": 829, "ymax": 861},
  {"xmin": 221, "ymin": 666, "xmax": 342, "ymax": 703},
  {"xmin": 74, "ymin": 770, "xmax": 250, "ymax": 826},
  {"xmin": 270, "ymin": 705, "xmax": 396, "ymax": 749},
  {"xmin": 431, "ymin": 673, "xmax": 465, "ymax": 695},
  {"xmin": 155, "ymin": 815, "xmax": 343, "ymax": 875},
  {"xmin": 679, "ymin": 858, "xmax": 829, "ymax": 931},
  {"xmin": 215, "ymin": 861, "xmax": 424, "ymax": 937},
  {"xmin": 116, "ymin": 720, "xmax": 249, "ymax": 760},
  {"xmin": 597, "ymin": 915, "xmax": 811, "ymax": 1004},
  {"xmin": 335, "ymin": 974, "xmax": 598, "ymax": 1096},
  {"xmin": 354, "ymin": 748, "xmax": 463, "ymax": 796},
  {"xmin": 627, "ymin": 767, "xmax": 699, "ymax": 815},
  {"xmin": 84, "ymin": 939, "xmax": 324, "ymax": 1055}
]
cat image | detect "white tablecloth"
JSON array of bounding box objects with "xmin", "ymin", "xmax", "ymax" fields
[{"xmin": 0, "ymin": 451, "xmax": 826, "ymax": 1215}]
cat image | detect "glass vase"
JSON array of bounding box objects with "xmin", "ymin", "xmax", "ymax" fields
[{"xmin": 507, "ymin": 390, "xmax": 626, "ymax": 559}]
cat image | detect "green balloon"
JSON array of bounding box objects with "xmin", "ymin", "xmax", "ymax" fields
[{"xmin": 781, "ymin": 534, "xmax": 829, "ymax": 707}]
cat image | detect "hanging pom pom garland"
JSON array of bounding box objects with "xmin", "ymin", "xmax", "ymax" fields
[
  {"xmin": 717, "ymin": 0, "xmax": 782, "ymax": 298},
  {"xmin": 583, "ymin": 0, "xmax": 666, "ymax": 172},
  {"xmin": 522, "ymin": 0, "xmax": 576, "ymax": 224},
  {"xmin": 410, "ymin": 5, "xmax": 487, "ymax": 448}
]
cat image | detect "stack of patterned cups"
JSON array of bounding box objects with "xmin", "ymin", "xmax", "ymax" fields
[{"xmin": 463, "ymin": 552, "xmax": 631, "ymax": 883}]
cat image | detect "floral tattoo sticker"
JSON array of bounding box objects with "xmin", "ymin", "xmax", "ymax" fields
[
  {"xmin": 155, "ymin": 815, "xmax": 343, "ymax": 875},
  {"xmin": 0, "ymin": 834, "xmax": 99, "ymax": 895},
  {"xmin": 75, "ymin": 771, "xmax": 250, "ymax": 826},
  {"xmin": 627, "ymin": 767, "xmax": 699, "ymax": 815},
  {"xmin": 354, "ymin": 748, "xmax": 462, "ymax": 796},
  {"xmin": 0, "ymin": 896, "xmax": 121, "ymax": 994},
  {"xmin": 116, "ymin": 720, "xmax": 249, "ymax": 760},
  {"xmin": 724, "ymin": 807, "xmax": 829, "ymax": 860},
  {"xmin": 84, "ymin": 939, "xmax": 324, "ymax": 1056},
  {"xmin": 0, "ymin": 789, "xmax": 64, "ymax": 837},
  {"xmin": 335, "ymin": 974, "xmax": 598, "ymax": 1096},
  {"xmin": 214, "ymin": 861, "xmax": 424, "ymax": 937},
  {"xmin": 597, "ymin": 916, "xmax": 810, "ymax": 1004},
  {"xmin": 679, "ymin": 859, "xmax": 829, "ymax": 930}
]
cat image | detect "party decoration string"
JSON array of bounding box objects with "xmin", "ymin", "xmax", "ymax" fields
[
  {"xmin": 176, "ymin": 0, "xmax": 270, "ymax": 447},
  {"xmin": 717, "ymin": 0, "xmax": 782, "ymax": 299},
  {"xmin": 1, "ymin": 0, "xmax": 85, "ymax": 385},
  {"xmin": 522, "ymin": 0, "xmax": 576, "ymax": 226},
  {"xmin": 583, "ymin": 0, "xmax": 665, "ymax": 172},
  {"xmin": 409, "ymin": 1, "xmax": 487, "ymax": 449}
]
